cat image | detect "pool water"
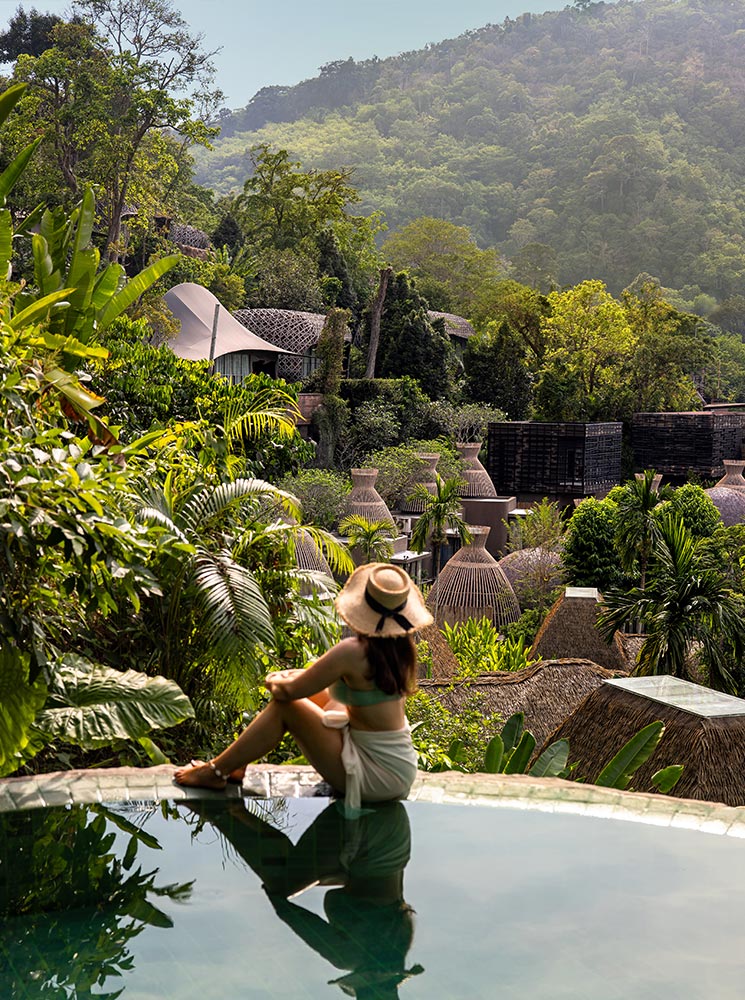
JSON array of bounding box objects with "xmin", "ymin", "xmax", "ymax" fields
[{"xmin": 1, "ymin": 795, "xmax": 744, "ymax": 999}]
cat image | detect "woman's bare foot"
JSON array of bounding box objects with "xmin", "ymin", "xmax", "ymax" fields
[{"xmin": 174, "ymin": 760, "xmax": 227, "ymax": 789}]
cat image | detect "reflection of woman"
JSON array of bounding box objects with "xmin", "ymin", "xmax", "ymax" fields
[
  {"xmin": 176, "ymin": 564, "xmax": 432, "ymax": 812},
  {"xmin": 189, "ymin": 798, "xmax": 423, "ymax": 999}
]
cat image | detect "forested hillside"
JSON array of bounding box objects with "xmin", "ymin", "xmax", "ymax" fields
[{"xmin": 198, "ymin": 0, "xmax": 745, "ymax": 301}]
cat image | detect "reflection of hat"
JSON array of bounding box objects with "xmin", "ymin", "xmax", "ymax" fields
[
  {"xmin": 336, "ymin": 564, "xmax": 433, "ymax": 637},
  {"xmin": 330, "ymin": 963, "xmax": 425, "ymax": 998}
]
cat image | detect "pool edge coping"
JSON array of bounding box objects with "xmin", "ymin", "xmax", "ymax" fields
[{"xmin": 2, "ymin": 766, "xmax": 745, "ymax": 838}]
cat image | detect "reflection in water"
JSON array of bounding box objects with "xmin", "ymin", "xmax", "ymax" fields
[
  {"xmin": 0, "ymin": 802, "xmax": 192, "ymax": 1000},
  {"xmin": 188, "ymin": 798, "xmax": 424, "ymax": 1000}
]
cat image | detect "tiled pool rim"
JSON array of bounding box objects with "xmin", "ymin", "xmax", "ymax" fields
[{"xmin": 2, "ymin": 766, "xmax": 745, "ymax": 838}]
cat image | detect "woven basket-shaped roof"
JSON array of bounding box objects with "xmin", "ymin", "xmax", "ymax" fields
[
  {"xmin": 427, "ymin": 311, "xmax": 476, "ymax": 340},
  {"xmin": 544, "ymin": 679, "xmax": 745, "ymax": 805},
  {"xmin": 169, "ymin": 222, "xmax": 210, "ymax": 250},
  {"xmin": 400, "ymin": 453, "xmax": 440, "ymax": 513},
  {"xmin": 703, "ymin": 486, "xmax": 745, "ymax": 526},
  {"xmin": 416, "ymin": 622, "xmax": 460, "ymax": 680},
  {"xmin": 531, "ymin": 587, "xmax": 628, "ymax": 672},
  {"xmin": 455, "ymin": 441, "xmax": 497, "ymax": 498},
  {"xmin": 715, "ymin": 461, "xmax": 745, "ymax": 491},
  {"xmin": 294, "ymin": 529, "xmax": 333, "ymax": 577},
  {"xmin": 426, "ymin": 526, "xmax": 520, "ymax": 628},
  {"xmin": 419, "ymin": 658, "xmax": 620, "ymax": 746},
  {"xmin": 234, "ymin": 308, "xmax": 328, "ymax": 381},
  {"xmin": 344, "ymin": 469, "xmax": 395, "ymax": 526},
  {"xmin": 496, "ymin": 547, "xmax": 564, "ymax": 611}
]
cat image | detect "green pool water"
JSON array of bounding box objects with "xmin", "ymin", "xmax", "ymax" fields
[{"xmin": 1, "ymin": 795, "xmax": 743, "ymax": 999}]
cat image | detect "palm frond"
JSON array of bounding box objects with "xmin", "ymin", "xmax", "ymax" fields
[
  {"xmin": 135, "ymin": 506, "xmax": 191, "ymax": 546},
  {"xmin": 193, "ymin": 549, "xmax": 274, "ymax": 658},
  {"xmin": 222, "ymin": 388, "xmax": 301, "ymax": 445},
  {"xmin": 181, "ymin": 478, "xmax": 300, "ymax": 533}
]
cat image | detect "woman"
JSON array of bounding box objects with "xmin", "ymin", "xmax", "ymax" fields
[{"xmin": 174, "ymin": 563, "xmax": 433, "ymax": 810}]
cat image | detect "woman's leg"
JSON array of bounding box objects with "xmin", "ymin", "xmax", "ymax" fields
[{"xmin": 174, "ymin": 698, "xmax": 348, "ymax": 791}]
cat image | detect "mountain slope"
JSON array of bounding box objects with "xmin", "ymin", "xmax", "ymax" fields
[{"xmin": 198, "ymin": 0, "xmax": 745, "ymax": 298}]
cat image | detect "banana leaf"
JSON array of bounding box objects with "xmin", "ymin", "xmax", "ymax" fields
[
  {"xmin": 0, "ymin": 209, "xmax": 11, "ymax": 279},
  {"xmin": 500, "ymin": 712, "xmax": 524, "ymax": 755},
  {"xmin": 9, "ymin": 287, "xmax": 73, "ymax": 330},
  {"xmin": 504, "ymin": 730, "xmax": 536, "ymax": 773},
  {"xmin": 97, "ymin": 254, "xmax": 179, "ymax": 328},
  {"xmin": 0, "ymin": 82, "xmax": 27, "ymax": 127},
  {"xmin": 0, "ymin": 136, "xmax": 41, "ymax": 205},
  {"xmin": 483, "ymin": 734, "xmax": 504, "ymax": 773},
  {"xmin": 595, "ymin": 721, "xmax": 665, "ymax": 789},
  {"xmin": 529, "ymin": 739, "xmax": 570, "ymax": 778},
  {"xmin": 651, "ymin": 764, "xmax": 684, "ymax": 794}
]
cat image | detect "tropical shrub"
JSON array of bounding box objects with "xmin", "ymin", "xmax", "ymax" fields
[
  {"xmin": 406, "ymin": 689, "xmax": 503, "ymax": 773},
  {"xmin": 279, "ymin": 468, "xmax": 351, "ymax": 530},
  {"xmin": 441, "ymin": 618, "xmax": 538, "ymax": 677}
]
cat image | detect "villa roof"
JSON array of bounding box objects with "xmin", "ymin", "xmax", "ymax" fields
[
  {"xmin": 234, "ymin": 308, "xmax": 330, "ymax": 353},
  {"xmin": 165, "ymin": 283, "xmax": 289, "ymax": 362},
  {"xmin": 704, "ymin": 486, "xmax": 745, "ymax": 526},
  {"xmin": 544, "ymin": 677, "xmax": 745, "ymax": 805},
  {"xmin": 419, "ymin": 658, "xmax": 620, "ymax": 747},
  {"xmin": 427, "ymin": 311, "xmax": 476, "ymax": 339},
  {"xmin": 531, "ymin": 587, "xmax": 628, "ymax": 672},
  {"xmin": 416, "ymin": 622, "xmax": 460, "ymax": 680}
]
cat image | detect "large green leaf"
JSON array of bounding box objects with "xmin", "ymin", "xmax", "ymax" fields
[
  {"xmin": 9, "ymin": 287, "xmax": 73, "ymax": 330},
  {"xmin": 595, "ymin": 721, "xmax": 665, "ymax": 789},
  {"xmin": 504, "ymin": 730, "xmax": 536, "ymax": 774},
  {"xmin": 97, "ymin": 255, "xmax": 179, "ymax": 328},
  {"xmin": 651, "ymin": 764, "xmax": 684, "ymax": 794},
  {"xmin": 0, "ymin": 209, "xmax": 12, "ymax": 278},
  {"xmin": 0, "ymin": 647, "xmax": 48, "ymax": 776},
  {"xmin": 193, "ymin": 549, "xmax": 274, "ymax": 655},
  {"xmin": 0, "ymin": 82, "xmax": 27, "ymax": 127},
  {"xmin": 34, "ymin": 654, "xmax": 194, "ymax": 749},
  {"xmin": 529, "ymin": 739, "xmax": 570, "ymax": 778},
  {"xmin": 0, "ymin": 136, "xmax": 42, "ymax": 205},
  {"xmin": 483, "ymin": 734, "xmax": 504, "ymax": 773},
  {"xmin": 500, "ymin": 712, "xmax": 524, "ymax": 755}
]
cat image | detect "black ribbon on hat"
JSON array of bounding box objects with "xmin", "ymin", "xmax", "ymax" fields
[{"xmin": 364, "ymin": 585, "xmax": 414, "ymax": 633}]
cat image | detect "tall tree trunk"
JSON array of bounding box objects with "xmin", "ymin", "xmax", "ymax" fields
[{"xmin": 365, "ymin": 266, "xmax": 392, "ymax": 379}]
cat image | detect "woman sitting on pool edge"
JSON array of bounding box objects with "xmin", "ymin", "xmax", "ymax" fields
[{"xmin": 175, "ymin": 563, "xmax": 432, "ymax": 811}]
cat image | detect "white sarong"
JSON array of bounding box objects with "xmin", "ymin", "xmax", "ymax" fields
[{"xmin": 322, "ymin": 713, "xmax": 418, "ymax": 813}]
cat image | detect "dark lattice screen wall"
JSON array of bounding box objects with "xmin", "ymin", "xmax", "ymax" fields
[
  {"xmin": 632, "ymin": 412, "xmax": 745, "ymax": 478},
  {"xmin": 487, "ymin": 422, "xmax": 622, "ymax": 496}
]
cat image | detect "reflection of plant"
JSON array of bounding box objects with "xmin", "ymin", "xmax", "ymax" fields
[{"xmin": 0, "ymin": 803, "xmax": 192, "ymax": 998}]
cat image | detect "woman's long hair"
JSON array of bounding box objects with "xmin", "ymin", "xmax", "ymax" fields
[{"xmin": 361, "ymin": 635, "xmax": 418, "ymax": 696}]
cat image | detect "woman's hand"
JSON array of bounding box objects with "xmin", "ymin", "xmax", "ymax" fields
[{"xmin": 264, "ymin": 668, "xmax": 305, "ymax": 702}]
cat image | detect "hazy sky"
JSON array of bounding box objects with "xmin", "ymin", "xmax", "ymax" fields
[{"xmin": 0, "ymin": 0, "xmax": 560, "ymax": 108}]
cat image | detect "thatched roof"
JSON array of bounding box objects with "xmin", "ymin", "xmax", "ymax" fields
[
  {"xmin": 704, "ymin": 486, "xmax": 745, "ymax": 526},
  {"xmin": 531, "ymin": 587, "xmax": 628, "ymax": 672},
  {"xmin": 418, "ymin": 659, "xmax": 620, "ymax": 746},
  {"xmin": 427, "ymin": 311, "xmax": 476, "ymax": 340},
  {"xmin": 416, "ymin": 622, "xmax": 460, "ymax": 680},
  {"xmin": 426, "ymin": 526, "xmax": 521, "ymax": 629},
  {"xmin": 544, "ymin": 677, "xmax": 745, "ymax": 806},
  {"xmin": 496, "ymin": 547, "xmax": 564, "ymax": 611},
  {"xmin": 294, "ymin": 529, "xmax": 333, "ymax": 577}
]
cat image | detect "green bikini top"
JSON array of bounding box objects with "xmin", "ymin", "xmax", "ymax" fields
[{"xmin": 330, "ymin": 677, "xmax": 402, "ymax": 707}]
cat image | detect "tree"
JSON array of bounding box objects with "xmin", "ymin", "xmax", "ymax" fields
[
  {"xmin": 0, "ymin": 6, "xmax": 62, "ymax": 60},
  {"xmin": 463, "ymin": 320, "xmax": 531, "ymax": 417},
  {"xmin": 409, "ymin": 477, "xmax": 472, "ymax": 579},
  {"xmin": 8, "ymin": 1, "xmax": 221, "ymax": 258},
  {"xmin": 382, "ymin": 216, "xmax": 505, "ymax": 314},
  {"xmin": 338, "ymin": 515, "xmax": 398, "ymax": 563},
  {"xmin": 562, "ymin": 496, "xmax": 624, "ymax": 591},
  {"xmin": 533, "ymin": 280, "xmax": 635, "ymax": 421},
  {"xmin": 615, "ymin": 471, "xmax": 669, "ymax": 590},
  {"xmin": 599, "ymin": 511, "xmax": 745, "ymax": 693}
]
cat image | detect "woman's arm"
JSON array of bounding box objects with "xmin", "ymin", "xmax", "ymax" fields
[{"xmin": 265, "ymin": 639, "xmax": 358, "ymax": 702}]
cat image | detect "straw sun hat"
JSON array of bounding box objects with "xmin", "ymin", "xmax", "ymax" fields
[{"xmin": 335, "ymin": 563, "xmax": 433, "ymax": 637}]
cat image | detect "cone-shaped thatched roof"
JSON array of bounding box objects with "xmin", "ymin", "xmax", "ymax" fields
[
  {"xmin": 294, "ymin": 529, "xmax": 333, "ymax": 577},
  {"xmin": 416, "ymin": 622, "xmax": 459, "ymax": 680},
  {"xmin": 531, "ymin": 587, "xmax": 627, "ymax": 672},
  {"xmin": 426, "ymin": 526, "xmax": 520, "ymax": 628},
  {"xmin": 418, "ymin": 659, "xmax": 621, "ymax": 747},
  {"xmin": 544, "ymin": 677, "xmax": 745, "ymax": 806}
]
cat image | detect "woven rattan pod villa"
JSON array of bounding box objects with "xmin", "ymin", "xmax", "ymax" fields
[
  {"xmin": 234, "ymin": 308, "xmax": 329, "ymax": 381},
  {"xmin": 531, "ymin": 587, "xmax": 628, "ymax": 672},
  {"xmin": 496, "ymin": 547, "xmax": 564, "ymax": 611},
  {"xmin": 344, "ymin": 468, "xmax": 395, "ymax": 526},
  {"xmin": 426, "ymin": 525, "xmax": 520, "ymax": 628},
  {"xmin": 715, "ymin": 460, "xmax": 745, "ymax": 490},
  {"xmin": 419, "ymin": 659, "xmax": 621, "ymax": 747},
  {"xmin": 703, "ymin": 486, "xmax": 745, "ymax": 526},
  {"xmin": 545, "ymin": 676, "xmax": 745, "ymax": 806},
  {"xmin": 400, "ymin": 453, "xmax": 440, "ymax": 513}
]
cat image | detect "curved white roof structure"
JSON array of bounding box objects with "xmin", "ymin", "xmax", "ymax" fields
[{"xmin": 165, "ymin": 283, "xmax": 290, "ymax": 361}]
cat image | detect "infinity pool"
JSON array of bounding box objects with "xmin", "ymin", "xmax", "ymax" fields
[{"xmin": 2, "ymin": 795, "xmax": 743, "ymax": 999}]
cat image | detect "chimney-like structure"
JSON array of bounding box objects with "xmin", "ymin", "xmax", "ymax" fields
[
  {"xmin": 456, "ymin": 441, "xmax": 498, "ymax": 498},
  {"xmin": 345, "ymin": 468, "xmax": 395, "ymax": 525},
  {"xmin": 401, "ymin": 452, "xmax": 440, "ymax": 513}
]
